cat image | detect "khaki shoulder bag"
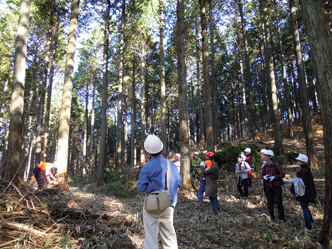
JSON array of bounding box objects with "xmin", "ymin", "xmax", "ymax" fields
[{"xmin": 145, "ymin": 160, "xmax": 171, "ymax": 214}]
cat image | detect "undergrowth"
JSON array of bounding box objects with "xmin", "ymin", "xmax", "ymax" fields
[{"xmin": 69, "ymin": 168, "xmax": 139, "ymax": 198}]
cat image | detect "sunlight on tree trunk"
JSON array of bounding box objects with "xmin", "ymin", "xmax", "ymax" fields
[
  {"xmin": 2, "ymin": 0, "xmax": 31, "ymax": 184},
  {"xmin": 56, "ymin": 0, "xmax": 80, "ymax": 189},
  {"xmin": 298, "ymin": 1, "xmax": 332, "ymax": 247}
]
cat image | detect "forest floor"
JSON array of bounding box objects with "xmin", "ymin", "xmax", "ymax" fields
[{"xmin": 0, "ymin": 115, "xmax": 326, "ymax": 248}]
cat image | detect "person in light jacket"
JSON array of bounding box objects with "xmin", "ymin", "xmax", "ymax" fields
[
  {"xmin": 235, "ymin": 154, "xmax": 251, "ymax": 197},
  {"xmin": 295, "ymin": 154, "xmax": 317, "ymax": 233}
]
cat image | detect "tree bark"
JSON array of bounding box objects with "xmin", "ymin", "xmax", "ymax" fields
[
  {"xmin": 200, "ymin": 0, "xmax": 213, "ymax": 151},
  {"xmin": 260, "ymin": 0, "xmax": 283, "ymax": 155},
  {"xmin": 116, "ymin": 0, "xmax": 125, "ymax": 173},
  {"xmin": 2, "ymin": 0, "xmax": 31, "ymax": 183},
  {"xmin": 89, "ymin": 81, "xmax": 95, "ymax": 172},
  {"xmin": 176, "ymin": 0, "xmax": 190, "ymax": 189},
  {"xmin": 298, "ymin": 1, "xmax": 332, "ymax": 247},
  {"xmin": 160, "ymin": 0, "xmax": 167, "ymax": 157},
  {"xmin": 289, "ymin": 0, "xmax": 317, "ymax": 168},
  {"xmin": 56, "ymin": 0, "xmax": 79, "ymax": 188},
  {"xmin": 209, "ymin": 6, "xmax": 219, "ymax": 144},
  {"xmin": 140, "ymin": 47, "xmax": 147, "ymax": 165},
  {"xmin": 130, "ymin": 55, "xmax": 136, "ymax": 168},
  {"xmin": 196, "ymin": 19, "xmax": 205, "ymax": 144},
  {"xmin": 97, "ymin": 0, "xmax": 110, "ymax": 185}
]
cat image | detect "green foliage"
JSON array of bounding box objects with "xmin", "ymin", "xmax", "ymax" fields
[{"xmin": 215, "ymin": 144, "xmax": 262, "ymax": 172}]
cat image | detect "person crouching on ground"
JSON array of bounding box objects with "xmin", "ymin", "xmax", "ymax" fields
[
  {"xmin": 33, "ymin": 162, "xmax": 58, "ymax": 190},
  {"xmin": 196, "ymin": 151, "xmax": 214, "ymax": 208},
  {"xmin": 236, "ymin": 154, "xmax": 251, "ymax": 197},
  {"xmin": 261, "ymin": 150, "xmax": 286, "ymax": 222},
  {"xmin": 295, "ymin": 154, "xmax": 317, "ymax": 233},
  {"xmin": 137, "ymin": 135, "xmax": 183, "ymax": 249},
  {"xmin": 200, "ymin": 155, "xmax": 221, "ymax": 214}
]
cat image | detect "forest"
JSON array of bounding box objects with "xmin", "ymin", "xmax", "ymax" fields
[{"xmin": 0, "ymin": 0, "xmax": 332, "ymax": 248}]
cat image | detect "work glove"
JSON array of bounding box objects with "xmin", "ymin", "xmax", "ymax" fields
[
  {"xmin": 263, "ymin": 175, "xmax": 270, "ymax": 181},
  {"xmin": 200, "ymin": 161, "xmax": 206, "ymax": 167},
  {"xmin": 269, "ymin": 176, "xmax": 275, "ymax": 182}
]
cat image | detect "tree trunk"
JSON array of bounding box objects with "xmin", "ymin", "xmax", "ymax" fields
[
  {"xmin": 160, "ymin": 0, "xmax": 167, "ymax": 157},
  {"xmin": 176, "ymin": 0, "xmax": 190, "ymax": 189},
  {"xmin": 116, "ymin": 0, "xmax": 125, "ymax": 172},
  {"xmin": 200, "ymin": 0, "xmax": 213, "ymax": 151},
  {"xmin": 289, "ymin": 0, "xmax": 317, "ymax": 168},
  {"xmin": 196, "ymin": 19, "xmax": 204, "ymax": 144},
  {"xmin": 238, "ymin": 0, "xmax": 257, "ymax": 139},
  {"xmin": 260, "ymin": 0, "xmax": 283, "ymax": 155},
  {"xmin": 82, "ymin": 83, "xmax": 88, "ymax": 176},
  {"xmin": 56, "ymin": 0, "xmax": 79, "ymax": 188},
  {"xmin": 89, "ymin": 82, "xmax": 95, "ymax": 172},
  {"xmin": 2, "ymin": 0, "xmax": 31, "ymax": 183},
  {"xmin": 140, "ymin": 47, "xmax": 147, "ymax": 165},
  {"xmin": 97, "ymin": 0, "xmax": 110, "ymax": 185},
  {"xmin": 0, "ymin": 74, "xmax": 9, "ymax": 131},
  {"xmin": 130, "ymin": 55, "xmax": 136, "ymax": 168},
  {"xmin": 276, "ymin": 15, "xmax": 293, "ymax": 138},
  {"xmin": 298, "ymin": 1, "xmax": 332, "ymax": 247},
  {"xmin": 209, "ymin": 6, "xmax": 219, "ymax": 144}
]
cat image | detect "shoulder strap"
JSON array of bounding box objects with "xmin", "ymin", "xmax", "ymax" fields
[{"xmin": 167, "ymin": 160, "xmax": 171, "ymax": 190}]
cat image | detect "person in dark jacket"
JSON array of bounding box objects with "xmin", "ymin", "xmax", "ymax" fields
[
  {"xmin": 200, "ymin": 155, "xmax": 221, "ymax": 214},
  {"xmin": 295, "ymin": 154, "xmax": 317, "ymax": 233},
  {"xmin": 261, "ymin": 150, "xmax": 286, "ymax": 222}
]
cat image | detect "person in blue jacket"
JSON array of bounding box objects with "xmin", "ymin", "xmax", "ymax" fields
[{"xmin": 137, "ymin": 135, "xmax": 183, "ymax": 249}]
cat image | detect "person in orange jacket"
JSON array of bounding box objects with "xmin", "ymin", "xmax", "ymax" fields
[
  {"xmin": 33, "ymin": 162, "xmax": 58, "ymax": 189},
  {"xmin": 196, "ymin": 151, "xmax": 214, "ymax": 208}
]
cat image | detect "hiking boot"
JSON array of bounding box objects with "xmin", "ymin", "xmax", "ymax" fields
[
  {"xmin": 196, "ymin": 202, "xmax": 203, "ymax": 209},
  {"xmin": 305, "ymin": 228, "xmax": 312, "ymax": 233}
]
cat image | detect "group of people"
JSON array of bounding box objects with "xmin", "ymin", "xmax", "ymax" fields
[{"xmin": 136, "ymin": 135, "xmax": 317, "ymax": 248}]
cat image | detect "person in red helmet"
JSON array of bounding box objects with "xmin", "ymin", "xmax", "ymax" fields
[{"xmin": 196, "ymin": 151, "xmax": 214, "ymax": 208}]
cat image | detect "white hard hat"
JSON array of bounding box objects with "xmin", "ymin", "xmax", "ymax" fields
[
  {"xmin": 264, "ymin": 150, "xmax": 274, "ymax": 157},
  {"xmin": 144, "ymin": 135, "xmax": 163, "ymax": 154},
  {"xmin": 194, "ymin": 152, "xmax": 199, "ymax": 156},
  {"xmin": 175, "ymin": 153, "xmax": 181, "ymax": 159},
  {"xmin": 244, "ymin": 148, "xmax": 251, "ymax": 153},
  {"xmin": 240, "ymin": 154, "xmax": 246, "ymax": 161},
  {"xmin": 260, "ymin": 149, "xmax": 266, "ymax": 154},
  {"xmin": 295, "ymin": 154, "xmax": 308, "ymax": 163}
]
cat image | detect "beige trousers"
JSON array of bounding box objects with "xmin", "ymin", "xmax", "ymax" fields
[{"xmin": 143, "ymin": 206, "xmax": 178, "ymax": 249}]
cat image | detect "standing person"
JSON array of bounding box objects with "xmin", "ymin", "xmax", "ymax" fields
[
  {"xmin": 200, "ymin": 155, "xmax": 221, "ymax": 214},
  {"xmin": 295, "ymin": 154, "xmax": 317, "ymax": 232},
  {"xmin": 261, "ymin": 150, "xmax": 286, "ymax": 222},
  {"xmin": 235, "ymin": 154, "xmax": 251, "ymax": 197},
  {"xmin": 137, "ymin": 135, "xmax": 182, "ymax": 249},
  {"xmin": 196, "ymin": 151, "xmax": 214, "ymax": 208},
  {"xmin": 191, "ymin": 152, "xmax": 202, "ymax": 179},
  {"xmin": 32, "ymin": 162, "xmax": 58, "ymax": 190},
  {"xmin": 260, "ymin": 149, "xmax": 267, "ymax": 195},
  {"xmin": 174, "ymin": 153, "xmax": 181, "ymax": 173},
  {"xmin": 244, "ymin": 148, "xmax": 253, "ymax": 186}
]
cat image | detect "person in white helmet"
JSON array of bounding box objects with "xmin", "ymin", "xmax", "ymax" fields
[
  {"xmin": 294, "ymin": 154, "xmax": 317, "ymax": 233},
  {"xmin": 261, "ymin": 150, "xmax": 286, "ymax": 222},
  {"xmin": 236, "ymin": 154, "xmax": 251, "ymax": 197},
  {"xmin": 174, "ymin": 153, "xmax": 181, "ymax": 173},
  {"xmin": 137, "ymin": 135, "xmax": 183, "ymax": 249}
]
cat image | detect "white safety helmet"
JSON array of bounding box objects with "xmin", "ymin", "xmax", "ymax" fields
[
  {"xmin": 244, "ymin": 148, "xmax": 251, "ymax": 154},
  {"xmin": 194, "ymin": 152, "xmax": 199, "ymax": 156},
  {"xmin": 175, "ymin": 153, "xmax": 181, "ymax": 159},
  {"xmin": 295, "ymin": 154, "xmax": 308, "ymax": 163},
  {"xmin": 240, "ymin": 154, "xmax": 246, "ymax": 161},
  {"xmin": 264, "ymin": 150, "xmax": 274, "ymax": 157},
  {"xmin": 260, "ymin": 149, "xmax": 266, "ymax": 154},
  {"xmin": 144, "ymin": 135, "xmax": 163, "ymax": 154}
]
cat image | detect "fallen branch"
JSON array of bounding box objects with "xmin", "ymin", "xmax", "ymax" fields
[
  {"xmin": 0, "ymin": 238, "xmax": 21, "ymax": 248},
  {"xmin": 0, "ymin": 220, "xmax": 52, "ymax": 237}
]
